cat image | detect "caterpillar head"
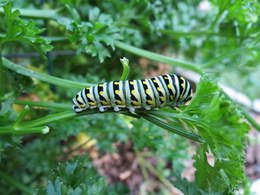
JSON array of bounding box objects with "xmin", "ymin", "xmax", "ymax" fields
[{"xmin": 72, "ymin": 92, "xmax": 87, "ymax": 113}]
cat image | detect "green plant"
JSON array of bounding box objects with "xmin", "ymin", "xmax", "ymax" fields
[{"xmin": 0, "ymin": 0, "xmax": 259, "ymax": 194}]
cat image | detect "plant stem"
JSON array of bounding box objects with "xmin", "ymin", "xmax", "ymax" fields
[
  {"xmin": 20, "ymin": 110, "xmax": 76, "ymax": 128},
  {"xmin": 135, "ymin": 150, "xmax": 183, "ymax": 195},
  {"xmin": 0, "ymin": 51, "xmax": 5, "ymax": 96},
  {"xmin": 139, "ymin": 112, "xmax": 204, "ymax": 143},
  {"xmin": 0, "ymin": 171, "xmax": 34, "ymax": 195},
  {"xmin": 0, "ymin": 126, "xmax": 49, "ymax": 135},
  {"xmin": 14, "ymin": 100, "xmax": 71, "ymax": 110},
  {"xmin": 114, "ymin": 41, "xmax": 203, "ymax": 75},
  {"xmin": 120, "ymin": 57, "xmax": 130, "ymax": 80},
  {"xmin": 241, "ymin": 108, "xmax": 260, "ymax": 131},
  {"xmin": 160, "ymin": 30, "xmax": 255, "ymax": 39},
  {"xmin": 2, "ymin": 57, "xmax": 93, "ymax": 89},
  {"xmin": 202, "ymin": 47, "xmax": 252, "ymax": 68},
  {"xmin": 13, "ymin": 105, "xmax": 30, "ymax": 127},
  {"xmin": 134, "ymin": 149, "xmax": 150, "ymax": 181},
  {"xmin": 0, "ymin": 7, "xmax": 58, "ymax": 19}
]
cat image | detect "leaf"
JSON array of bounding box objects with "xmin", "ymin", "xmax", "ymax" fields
[
  {"xmin": 46, "ymin": 156, "xmax": 106, "ymax": 194},
  {"xmin": 63, "ymin": 6, "xmax": 122, "ymax": 62},
  {"xmin": 143, "ymin": 74, "xmax": 250, "ymax": 192},
  {"xmin": 0, "ymin": 2, "xmax": 52, "ymax": 59},
  {"xmin": 184, "ymin": 74, "xmax": 250, "ymax": 192}
]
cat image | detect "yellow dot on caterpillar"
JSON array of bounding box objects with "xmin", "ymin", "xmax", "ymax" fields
[
  {"xmin": 132, "ymin": 101, "xmax": 141, "ymax": 106},
  {"xmin": 146, "ymin": 89, "xmax": 152, "ymax": 94},
  {"xmin": 153, "ymin": 79, "xmax": 157, "ymax": 83},
  {"xmin": 87, "ymin": 94, "xmax": 91, "ymax": 98},
  {"xmin": 147, "ymin": 100, "xmax": 154, "ymax": 105},
  {"xmin": 116, "ymin": 100, "xmax": 123, "ymax": 105},
  {"xmin": 168, "ymin": 84, "xmax": 173, "ymax": 89},
  {"xmin": 89, "ymin": 102, "xmax": 96, "ymax": 106},
  {"xmin": 157, "ymin": 87, "xmax": 161, "ymax": 91},
  {"xmin": 99, "ymin": 91, "xmax": 104, "ymax": 95},
  {"xmin": 99, "ymin": 84, "xmax": 103, "ymax": 87},
  {"xmin": 115, "ymin": 90, "xmax": 120, "ymax": 95},
  {"xmin": 160, "ymin": 97, "xmax": 166, "ymax": 101},
  {"xmin": 114, "ymin": 82, "xmax": 119, "ymax": 85},
  {"xmin": 130, "ymin": 81, "xmax": 135, "ymax": 85},
  {"xmin": 142, "ymin": 81, "xmax": 147, "ymax": 84},
  {"xmin": 131, "ymin": 90, "xmax": 136, "ymax": 95},
  {"xmin": 101, "ymin": 101, "xmax": 109, "ymax": 105},
  {"xmin": 164, "ymin": 77, "xmax": 168, "ymax": 79}
]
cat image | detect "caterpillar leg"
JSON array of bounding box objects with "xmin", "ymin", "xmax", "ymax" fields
[
  {"xmin": 145, "ymin": 106, "xmax": 151, "ymax": 111},
  {"xmin": 128, "ymin": 107, "xmax": 135, "ymax": 113},
  {"xmin": 72, "ymin": 105, "xmax": 84, "ymax": 113},
  {"xmin": 98, "ymin": 106, "xmax": 108, "ymax": 112},
  {"xmin": 98, "ymin": 106, "xmax": 105, "ymax": 112},
  {"xmin": 113, "ymin": 106, "xmax": 121, "ymax": 112}
]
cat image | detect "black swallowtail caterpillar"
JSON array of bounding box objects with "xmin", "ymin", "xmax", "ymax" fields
[{"xmin": 72, "ymin": 74, "xmax": 192, "ymax": 113}]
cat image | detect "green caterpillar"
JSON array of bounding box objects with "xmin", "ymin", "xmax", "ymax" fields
[{"xmin": 72, "ymin": 74, "xmax": 192, "ymax": 113}]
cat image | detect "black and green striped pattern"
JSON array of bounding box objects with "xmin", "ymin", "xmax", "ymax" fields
[{"xmin": 72, "ymin": 74, "xmax": 192, "ymax": 113}]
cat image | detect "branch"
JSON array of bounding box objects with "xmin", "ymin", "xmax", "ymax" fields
[
  {"xmin": 2, "ymin": 57, "xmax": 93, "ymax": 89},
  {"xmin": 114, "ymin": 41, "xmax": 203, "ymax": 75}
]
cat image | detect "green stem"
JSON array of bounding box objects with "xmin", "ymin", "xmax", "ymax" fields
[
  {"xmin": 241, "ymin": 108, "xmax": 260, "ymax": 131},
  {"xmin": 0, "ymin": 50, "xmax": 5, "ymax": 96},
  {"xmin": 13, "ymin": 105, "xmax": 30, "ymax": 127},
  {"xmin": 0, "ymin": 7, "xmax": 59, "ymax": 19},
  {"xmin": 202, "ymin": 47, "xmax": 252, "ymax": 68},
  {"xmin": 20, "ymin": 110, "xmax": 76, "ymax": 128},
  {"xmin": 209, "ymin": 3, "xmax": 228, "ymax": 30},
  {"xmin": 120, "ymin": 57, "xmax": 130, "ymax": 80},
  {"xmin": 114, "ymin": 41, "xmax": 203, "ymax": 75},
  {"xmin": 134, "ymin": 149, "xmax": 149, "ymax": 180},
  {"xmin": 135, "ymin": 150, "xmax": 183, "ymax": 194},
  {"xmin": 139, "ymin": 112, "xmax": 204, "ymax": 143},
  {"xmin": 0, "ymin": 126, "xmax": 49, "ymax": 135},
  {"xmin": 160, "ymin": 30, "xmax": 255, "ymax": 39},
  {"xmin": 15, "ymin": 126, "xmax": 49, "ymax": 135},
  {"xmin": 2, "ymin": 57, "xmax": 93, "ymax": 89},
  {"xmin": 14, "ymin": 100, "xmax": 71, "ymax": 110},
  {"xmin": 0, "ymin": 171, "xmax": 34, "ymax": 195}
]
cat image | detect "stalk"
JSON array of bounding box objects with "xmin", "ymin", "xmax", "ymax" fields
[
  {"xmin": 0, "ymin": 7, "xmax": 58, "ymax": 19},
  {"xmin": 14, "ymin": 100, "xmax": 71, "ymax": 110},
  {"xmin": 140, "ymin": 112, "xmax": 205, "ymax": 143},
  {"xmin": 0, "ymin": 171, "xmax": 34, "ymax": 194},
  {"xmin": 2, "ymin": 57, "xmax": 93, "ymax": 89},
  {"xmin": 120, "ymin": 57, "xmax": 130, "ymax": 80},
  {"xmin": 0, "ymin": 51, "xmax": 4, "ymax": 96},
  {"xmin": 114, "ymin": 41, "xmax": 203, "ymax": 75}
]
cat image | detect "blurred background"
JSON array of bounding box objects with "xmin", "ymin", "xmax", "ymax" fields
[{"xmin": 0, "ymin": 0, "xmax": 259, "ymax": 194}]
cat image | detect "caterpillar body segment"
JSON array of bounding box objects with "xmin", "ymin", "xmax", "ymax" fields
[{"xmin": 72, "ymin": 74, "xmax": 192, "ymax": 113}]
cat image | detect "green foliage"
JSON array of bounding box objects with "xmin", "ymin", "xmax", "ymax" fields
[
  {"xmin": 138, "ymin": 74, "xmax": 250, "ymax": 192},
  {"xmin": 184, "ymin": 75, "xmax": 249, "ymax": 191},
  {"xmin": 0, "ymin": 2, "xmax": 52, "ymax": 59},
  {"xmin": 0, "ymin": 0, "xmax": 258, "ymax": 194},
  {"xmin": 46, "ymin": 156, "xmax": 106, "ymax": 194},
  {"xmin": 64, "ymin": 6, "xmax": 122, "ymax": 62}
]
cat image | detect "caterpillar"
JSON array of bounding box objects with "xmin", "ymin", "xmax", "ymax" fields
[{"xmin": 72, "ymin": 74, "xmax": 192, "ymax": 113}]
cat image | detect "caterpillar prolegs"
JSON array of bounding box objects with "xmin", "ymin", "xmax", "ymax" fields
[{"xmin": 72, "ymin": 74, "xmax": 192, "ymax": 113}]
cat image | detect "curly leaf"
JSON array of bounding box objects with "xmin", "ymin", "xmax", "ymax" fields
[
  {"xmin": 0, "ymin": 2, "xmax": 52, "ymax": 59},
  {"xmin": 65, "ymin": 7, "xmax": 122, "ymax": 62},
  {"xmin": 184, "ymin": 74, "xmax": 250, "ymax": 192},
  {"xmin": 46, "ymin": 156, "xmax": 106, "ymax": 194}
]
